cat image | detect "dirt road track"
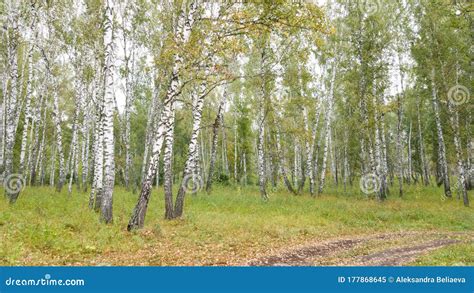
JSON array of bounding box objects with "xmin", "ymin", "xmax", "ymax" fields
[{"xmin": 247, "ymin": 232, "xmax": 467, "ymax": 266}]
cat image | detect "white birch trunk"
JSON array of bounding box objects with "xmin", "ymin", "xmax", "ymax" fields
[
  {"xmin": 122, "ymin": 29, "xmax": 134, "ymax": 190},
  {"xmin": 174, "ymin": 86, "xmax": 207, "ymax": 217},
  {"xmin": 49, "ymin": 144, "xmax": 56, "ymax": 187},
  {"xmin": 67, "ymin": 75, "xmax": 83, "ymax": 195},
  {"xmin": 257, "ymin": 98, "xmax": 268, "ymax": 201},
  {"xmin": 447, "ymin": 98, "xmax": 469, "ymax": 206},
  {"xmin": 417, "ymin": 99, "xmax": 429, "ymax": 185},
  {"xmin": 343, "ymin": 128, "xmax": 349, "ymax": 193},
  {"xmin": 303, "ymin": 107, "xmax": 315, "ymax": 195},
  {"xmin": 430, "ymin": 67, "xmax": 451, "ymax": 198},
  {"xmin": 407, "ymin": 121, "xmax": 413, "ymax": 184},
  {"xmin": 18, "ymin": 40, "xmax": 36, "ymax": 177},
  {"xmin": 90, "ymin": 103, "xmax": 104, "ymax": 211},
  {"xmin": 81, "ymin": 88, "xmax": 92, "ymax": 192},
  {"xmin": 318, "ymin": 63, "xmax": 337, "ymax": 195},
  {"xmin": 52, "ymin": 89, "xmax": 66, "ymax": 193},
  {"xmin": 396, "ymin": 94, "xmax": 404, "ymax": 197},
  {"xmin": 4, "ymin": 4, "xmax": 19, "ymax": 201},
  {"xmin": 101, "ymin": 0, "xmax": 116, "ymax": 223},
  {"xmin": 396, "ymin": 55, "xmax": 405, "ymax": 196},
  {"xmin": 373, "ymin": 83, "xmax": 387, "ymax": 200},
  {"xmin": 163, "ymin": 104, "xmax": 176, "ymax": 219},
  {"xmin": 234, "ymin": 117, "xmax": 238, "ymax": 182},
  {"xmin": 31, "ymin": 95, "xmax": 47, "ymax": 185},
  {"xmin": 274, "ymin": 110, "xmax": 296, "ymax": 195}
]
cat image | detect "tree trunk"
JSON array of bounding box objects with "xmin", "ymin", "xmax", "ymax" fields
[
  {"xmin": 312, "ymin": 102, "xmax": 323, "ymax": 185},
  {"xmin": 128, "ymin": 101, "xmax": 170, "ymax": 230},
  {"xmin": 430, "ymin": 67, "xmax": 451, "ymax": 198},
  {"xmin": 90, "ymin": 101, "xmax": 104, "ymax": 210},
  {"xmin": 67, "ymin": 76, "xmax": 83, "ymax": 195},
  {"xmin": 49, "ymin": 144, "xmax": 56, "ymax": 187},
  {"xmin": 234, "ymin": 117, "xmax": 238, "ymax": 182},
  {"xmin": 417, "ymin": 99, "xmax": 429, "ymax": 186},
  {"xmin": 343, "ymin": 128, "xmax": 349, "ymax": 193},
  {"xmin": 206, "ymin": 95, "xmax": 225, "ymax": 193},
  {"xmin": 141, "ymin": 81, "xmax": 161, "ymax": 186},
  {"xmin": 174, "ymin": 87, "xmax": 206, "ymax": 218},
  {"xmin": 52, "ymin": 90, "xmax": 66, "ymax": 193},
  {"xmin": 100, "ymin": 0, "xmax": 116, "ymax": 224},
  {"xmin": 18, "ymin": 44, "xmax": 35, "ymax": 179},
  {"xmin": 318, "ymin": 122, "xmax": 330, "ymax": 195},
  {"xmin": 123, "ymin": 30, "xmax": 134, "ymax": 191},
  {"xmin": 373, "ymin": 84, "xmax": 387, "ymax": 200},
  {"xmin": 163, "ymin": 106, "xmax": 176, "ymax": 219},
  {"xmin": 81, "ymin": 93, "xmax": 91, "ymax": 192},
  {"xmin": 221, "ymin": 115, "xmax": 229, "ymax": 176},
  {"xmin": 275, "ymin": 125, "xmax": 296, "ymax": 195},
  {"xmin": 128, "ymin": 2, "xmax": 197, "ymax": 230},
  {"xmin": 293, "ymin": 143, "xmax": 299, "ymax": 188},
  {"xmin": 303, "ymin": 107, "xmax": 315, "ymax": 195},
  {"xmin": 4, "ymin": 6, "xmax": 19, "ymax": 202},
  {"xmin": 31, "ymin": 96, "xmax": 47, "ymax": 186},
  {"xmin": 447, "ymin": 102, "xmax": 469, "ymax": 206},
  {"xmin": 396, "ymin": 55, "xmax": 405, "ymax": 196},
  {"xmin": 257, "ymin": 101, "xmax": 268, "ymax": 200},
  {"xmin": 242, "ymin": 152, "xmax": 247, "ymax": 185},
  {"xmin": 407, "ymin": 121, "xmax": 413, "ymax": 184},
  {"xmin": 318, "ymin": 63, "xmax": 337, "ymax": 195}
]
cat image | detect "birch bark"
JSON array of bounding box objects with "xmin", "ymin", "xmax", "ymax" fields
[
  {"xmin": 174, "ymin": 85, "xmax": 207, "ymax": 217},
  {"xmin": 318, "ymin": 63, "xmax": 337, "ymax": 195},
  {"xmin": 4, "ymin": 3, "xmax": 19, "ymax": 201},
  {"xmin": 100, "ymin": 0, "xmax": 116, "ymax": 223},
  {"xmin": 430, "ymin": 67, "xmax": 451, "ymax": 198}
]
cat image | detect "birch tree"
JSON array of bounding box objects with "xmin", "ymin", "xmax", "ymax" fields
[
  {"xmin": 206, "ymin": 93, "xmax": 226, "ymax": 193},
  {"xmin": 3, "ymin": 0, "xmax": 20, "ymax": 201},
  {"xmin": 128, "ymin": 2, "xmax": 198, "ymax": 230},
  {"xmin": 100, "ymin": 0, "xmax": 116, "ymax": 223}
]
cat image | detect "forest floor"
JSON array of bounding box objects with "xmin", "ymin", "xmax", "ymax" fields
[{"xmin": 0, "ymin": 184, "xmax": 473, "ymax": 266}]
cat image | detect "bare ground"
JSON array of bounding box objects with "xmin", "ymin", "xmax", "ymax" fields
[
  {"xmin": 247, "ymin": 231, "xmax": 470, "ymax": 266},
  {"xmin": 352, "ymin": 239, "xmax": 459, "ymax": 266}
]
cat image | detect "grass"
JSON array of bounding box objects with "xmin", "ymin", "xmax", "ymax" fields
[
  {"xmin": 410, "ymin": 243, "xmax": 474, "ymax": 266},
  {"xmin": 0, "ymin": 183, "xmax": 472, "ymax": 266}
]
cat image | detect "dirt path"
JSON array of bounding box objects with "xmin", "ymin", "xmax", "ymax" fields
[
  {"xmin": 351, "ymin": 239, "xmax": 459, "ymax": 266},
  {"xmin": 248, "ymin": 232, "xmax": 465, "ymax": 266}
]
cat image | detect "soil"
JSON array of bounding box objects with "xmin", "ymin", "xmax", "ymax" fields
[{"xmin": 247, "ymin": 232, "xmax": 466, "ymax": 266}]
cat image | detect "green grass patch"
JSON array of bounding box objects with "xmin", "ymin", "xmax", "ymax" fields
[
  {"xmin": 411, "ymin": 243, "xmax": 474, "ymax": 266},
  {"xmin": 0, "ymin": 183, "xmax": 472, "ymax": 265}
]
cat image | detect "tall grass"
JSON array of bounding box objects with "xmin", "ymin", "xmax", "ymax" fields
[{"xmin": 0, "ymin": 183, "xmax": 472, "ymax": 265}]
